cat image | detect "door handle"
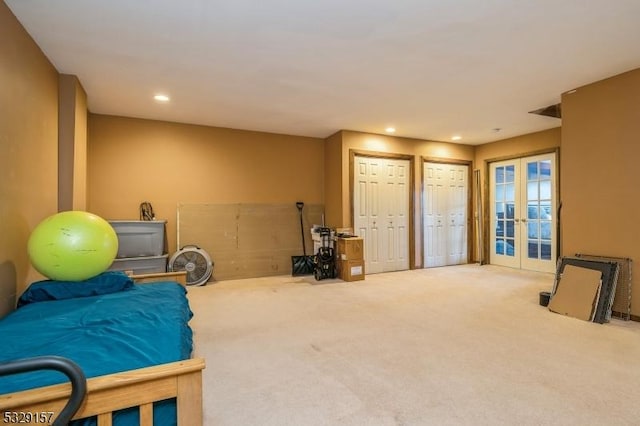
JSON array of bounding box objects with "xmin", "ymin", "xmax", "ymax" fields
[{"xmin": 521, "ymin": 218, "xmax": 527, "ymax": 223}]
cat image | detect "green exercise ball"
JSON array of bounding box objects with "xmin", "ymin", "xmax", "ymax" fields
[{"xmin": 28, "ymin": 211, "xmax": 119, "ymax": 281}]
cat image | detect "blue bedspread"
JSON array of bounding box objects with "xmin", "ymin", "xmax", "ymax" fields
[{"xmin": 0, "ymin": 281, "xmax": 193, "ymax": 425}]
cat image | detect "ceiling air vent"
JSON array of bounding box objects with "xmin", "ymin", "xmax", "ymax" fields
[{"xmin": 529, "ymin": 103, "xmax": 561, "ymax": 119}]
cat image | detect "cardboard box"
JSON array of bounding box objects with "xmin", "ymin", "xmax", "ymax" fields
[
  {"xmin": 548, "ymin": 265, "xmax": 602, "ymax": 321},
  {"xmin": 338, "ymin": 259, "xmax": 365, "ymax": 282},
  {"xmin": 337, "ymin": 237, "xmax": 363, "ymax": 260}
]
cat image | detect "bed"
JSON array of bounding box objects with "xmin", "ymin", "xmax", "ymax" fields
[{"xmin": 0, "ymin": 271, "xmax": 205, "ymax": 425}]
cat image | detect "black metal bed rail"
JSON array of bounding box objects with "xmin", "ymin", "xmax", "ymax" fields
[{"xmin": 0, "ymin": 356, "xmax": 87, "ymax": 426}]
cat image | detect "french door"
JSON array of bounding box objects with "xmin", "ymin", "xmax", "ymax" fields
[
  {"xmin": 423, "ymin": 162, "xmax": 469, "ymax": 267},
  {"xmin": 353, "ymin": 155, "xmax": 410, "ymax": 274},
  {"xmin": 489, "ymin": 153, "xmax": 557, "ymax": 273}
]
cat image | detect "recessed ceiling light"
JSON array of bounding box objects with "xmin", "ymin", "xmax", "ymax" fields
[
  {"xmin": 385, "ymin": 127, "xmax": 396, "ymax": 133},
  {"xmin": 154, "ymin": 94, "xmax": 170, "ymax": 102},
  {"xmin": 451, "ymin": 135, "xmax": 462, "ymax": 141}
]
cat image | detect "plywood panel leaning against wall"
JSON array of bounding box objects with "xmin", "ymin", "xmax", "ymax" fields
[
  {"xmin": 178, "ymin": 203, "xmax": 324, "ymax": 280},
  {"xmin": 561, "ymin": 67, "xmax": 640, "ymax": 316},
  {"xmin": 0, "ymin": 2, "xmax": 60, "ymax": 314}
]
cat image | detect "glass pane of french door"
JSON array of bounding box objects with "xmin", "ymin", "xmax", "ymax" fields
[
  {"xmin": 525, "ymin": 160, "xmax": 552, "ymax": 260},
  {"xmin": 489, "ymin": 161, "xmax": 520, "ymax": 269},
  {"xmin": 520, "ymin": 154, "xmax": 556, "ymax": 272},
  {"xmin": 494, "ymin": 164, "xmax": 516, "ymax": 257}
]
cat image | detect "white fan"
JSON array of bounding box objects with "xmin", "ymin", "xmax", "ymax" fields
[{"xmin": 168, "ymin": 245, "xmax": 213, "ymax": 286}]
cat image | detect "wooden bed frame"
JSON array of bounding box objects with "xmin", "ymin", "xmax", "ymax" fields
[{"xmin": 0, "ymin": 271, "xmax": 205, "ymax": 426}]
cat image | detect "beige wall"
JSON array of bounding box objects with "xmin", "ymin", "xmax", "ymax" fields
[
  {"xmin": 474, "ymin": 128, "xmax": 561, "ymax": 167},
  {"xmin": 0, "ymin": 1, "xmax": 59, "ymax": 309},
  {"xmin": 87, "ymin": 114, "xmax": 325, "ymax": 254},
  {"xmin": 73, "ymin": 80, "xmax": 88, "ymax": 210},
  {"xmin": 324, "ymin": 131, "xmax": 343, "ymax": 227},
  {"xmin": 561, "ymin": 68, "xmax": 640, "ymax": 314},
  {"xmin": 58, "ymin": 74, "xmax": 88, "ymax": 211},
  {"xmin": 324, "ymin": 130, "xmax": 475, "ymax": 267}
]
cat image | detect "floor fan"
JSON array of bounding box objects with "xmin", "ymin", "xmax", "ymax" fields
[{"xmin": 168, "ymin": 245, "xmax": 213, "ymax": 286}]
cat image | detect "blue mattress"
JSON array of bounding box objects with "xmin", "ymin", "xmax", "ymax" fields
[{"xmin": 0, "ymin": 279, "xmax": 193, "ymax": 425}]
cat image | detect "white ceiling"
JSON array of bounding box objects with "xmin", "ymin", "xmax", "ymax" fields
[{"xmin": 7, "ymin": 0, "xmax": 640, "ymax": 144}]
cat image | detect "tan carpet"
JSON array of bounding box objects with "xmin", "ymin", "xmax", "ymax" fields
[{"xmin": 187, "ymin": 264, "xmax": 640, "ymax": 425}]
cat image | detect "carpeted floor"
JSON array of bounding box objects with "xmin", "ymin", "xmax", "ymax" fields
[{"xmin": 187, "ymin": 264, "xmax": 640, "ymax": 425}]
